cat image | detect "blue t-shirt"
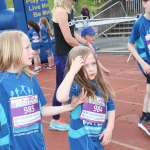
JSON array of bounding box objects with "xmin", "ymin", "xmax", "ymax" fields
[
  {"xmin": 27, "ymin": 28, "xmax": 41, "ymax": 50},
  {"xmin": 0, "ymin": 71, "xmax": 47, "ymax": 150},
  {"xmin": 68, "ymin": 82, "xmax": 115, "ymax": 150},
  {"xmin": 128, "ymin": 15, "xmax": 150, "ymax": 72},
  {"xmin": 40, "ymin": 25, "xmax": 52, "ymax": 50}
]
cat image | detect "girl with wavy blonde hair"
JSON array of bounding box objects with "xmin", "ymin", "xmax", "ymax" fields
[{"xmin": 57, "ymin": 46, "xmax": 116, "ymax": 150}]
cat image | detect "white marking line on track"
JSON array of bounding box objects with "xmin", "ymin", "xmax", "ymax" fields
[
  {"xmin": 42, "ymin": 120, "xmax": 50, "ymax": 124},
  {"xmin": 101, "ymin": 63, "xmax": 136, "ymax": 67},
  {"xmin": 108, "ymin": 76, "xmax": 144, "ymax": 82},
  {"xmin": 39, "ymin": 79, "xmax": 55, "ymax": 83},
  {"xmin": 117, "ymin": 59, "xmax": 128, "ymax": 63},
  {"xmin": 41, "ymin": 87, "xmax": 55, "ymax": 90},
  {"xmin": 115, "ymin": 68, "xmax": 137, "ymax": 75},
  {"xmin": 114, "ymin": 99, "xmax": 143, "ymax": 106},
  {"xmin": 42, "ymin": 120, "xmax": 145, "ymax": 150},
  {"xmin": 115, "ymin": 84, "xmax": 139, "ymax": 93},
  {"xmin": 111, "ymin": 140, "xmax": 145, "ymax": 150},
  {"xmin": 44, "ymin": 94, "xmax": 50, "ymax": 96}
]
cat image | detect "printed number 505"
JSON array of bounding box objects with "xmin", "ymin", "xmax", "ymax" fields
[
  {"xmin": 24, "ymin": 105, "xmax": 35, "ymax": 114},
  {"xmin": 93, "ymin": 105, "xmax": 102, "ymax": 113}
]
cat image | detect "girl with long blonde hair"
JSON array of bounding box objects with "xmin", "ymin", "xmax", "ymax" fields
[
  {"xmin": 57, "ymin": 46, "xmax": 116, "ymax": 150},
  {"xmin": 0, "ymin": 31, "xmax": 87, "ymax": 150}
]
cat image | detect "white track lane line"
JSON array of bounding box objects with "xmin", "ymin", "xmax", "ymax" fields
[
  {"xmin": 115, "ymin": 84, "xmax": 139, "ymax": 93},
  {"xmin": 111, "ymin": 140, "xmax": 145, "ymax": 150}
]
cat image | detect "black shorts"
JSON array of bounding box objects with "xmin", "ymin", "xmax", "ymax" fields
[{"xmin": 143, "ymin": 73, "xmax": 150, "ymax": 84}]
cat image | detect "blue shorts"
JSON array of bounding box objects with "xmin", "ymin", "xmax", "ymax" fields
[{"xmin": 143, "ymin": 73, "xmax": 150, "ymax": 84}]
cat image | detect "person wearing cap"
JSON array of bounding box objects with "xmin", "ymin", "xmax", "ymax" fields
[{"xmin": 81, "ymin": 26, "xmax": 110, "ymax": 76}]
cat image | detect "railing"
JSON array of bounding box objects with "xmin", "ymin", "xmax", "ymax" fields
[
  {"xmin": 91, "ymin": 1, "xmax": 127, "ymax": 19},
  {"xmin": 126, "ymin": 0, "xmax": 144, "ymax": 16},
  {"xmin": 74, "ymin": 1, "xmax": 137, "ymax": 55}
]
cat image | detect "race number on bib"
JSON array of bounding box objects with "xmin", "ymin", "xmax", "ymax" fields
[
  {"xmin": 10, "ymin": 95, "xmax": 41, "ymax": 128},
  {"xmin": 80, "ymin": 102, "xmax": 106, "ymax": 124}
]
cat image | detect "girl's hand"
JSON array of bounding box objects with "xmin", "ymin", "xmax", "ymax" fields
[
  {"xmin": 70, "ymin": 56, "xmax": 84, "ymax": 75},
  {"xmin": 103, "ymin": 68, "xmax": 110, "ymax": 76},
  {"xmin": 71, "ymin": 87, "xmax": 87, "ymax": 109},
  {"xmin": 87, "ymin": 42, "xmax": 95, "ymax": 52},
  {"xmin": 141, "ymin": 62, "xmax": 150, "ymax": 75},
  {"xmin": 99, "ymin": 128, "xmax": 113, "ymax": 146}
]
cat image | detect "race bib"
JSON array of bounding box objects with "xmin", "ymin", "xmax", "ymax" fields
[
  {"xmin": 32, "ymin": 36, "xmax": 40, "ymax": 43},
  {"xmin": 145, "ymin": 34, "xmax": 150, "ymax": 53},
  {"xmin": 80, "ymin": 101, "xmax": 106, "ymax": 124},
  {"xmin": 10, "ymin": 95, "xmax": 41, "ymax": 128}
]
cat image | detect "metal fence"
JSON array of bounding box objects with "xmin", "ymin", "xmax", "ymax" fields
[
  {"xmin": 126, "ymin": 0, "xmax": 144, "ymax": 16},
  {"xmin": 75, "ymin": 1, "xmax": 137, "ymax": 55}
]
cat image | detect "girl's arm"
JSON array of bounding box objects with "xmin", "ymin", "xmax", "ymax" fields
[
  {"xmin": 74, "ymin": 32, "xmax": 87, "ymax": 44},
  {"xmin": 127, "ymin": 42, "xmax": 150, "ymax": 74},
  {"xmin": 57, "ymin": 56, "xmax": 84, "ymax": 103},
  {"xmin": 54, "ymin": 7, "xmax": 80, "ymax": 47},
  {"xmin": 99, "ymin": 110, "xmax": 115, "ymax": 146},
  {"xmin": 42, "ymin": 88, "xmax": 87, "ymax": 117}
]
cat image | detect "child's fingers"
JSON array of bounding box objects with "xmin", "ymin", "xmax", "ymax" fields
[
  {"xmin": 79, "ymin": 88, "xmax": 87, "ymax": 102},
  {"xmin": 99, "ymin": 131, "xmax": 104, "ymax": 140},
  {"xmin": 100, "ymin": 139, "xmax": 110, "ymax": 146}
]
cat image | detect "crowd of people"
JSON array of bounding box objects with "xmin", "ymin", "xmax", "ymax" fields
[{"xmin": 0, "ymin": 0, "xmax": 150, "ymax": 150}]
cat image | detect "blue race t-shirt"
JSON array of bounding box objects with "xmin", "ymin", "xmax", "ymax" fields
[
  {"xmin": 68, "ymin": 82, "xmax": 115, "ymax": 150},
  {"xmin": 128, "ymin": 15, "xmax": 150, "ymax": 72},
  {"xmin": 0, "ymin": 71, "xmax": 47, "ymax": 150},
  {"xmin": 40, "ymin": 25, "xmax": 52, "ymax": 50},
  {"xmin": 27, "ymin": 28, "xmax": 41, "ymax": 50}
]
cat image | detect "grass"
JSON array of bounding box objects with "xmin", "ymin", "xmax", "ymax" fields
[{"xmin": 5, "ymin": 0, "xmax": 105, "ymax": 17}]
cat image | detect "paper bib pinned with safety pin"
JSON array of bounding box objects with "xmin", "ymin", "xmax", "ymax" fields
[{"xmin": 80, "ymin": 102, "xmax": 106, "ymax": 124}]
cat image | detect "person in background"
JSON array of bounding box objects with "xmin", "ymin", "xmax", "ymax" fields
[
  {"xmin": 81, "ymin": 26, "xmax": 110, "ymax": 76},
  {"xmin": 39, "ymin": 17, "xmax": 55, "ymax": 69},
  {"xmin": 73, "ymin": 0, "xmax": 78, "ymax": 5},
  {"xmin": 71, "ymin": 4, "xmax": 76, "ymax": 19},
  {"xmin": 92, "ymin": 11, "xmax": 95, "ymax": 18},
  {"xmin": 57, "ymin": 46, "xmax": 116, "ymax": 150},
  {"xmin": 71, "ymin": 4, "xmax": 78, "ymax": 31},
  {"xmin": 81, "ymin": 3, "xmax": 90, "ymax": 20},
  {"xmin": 27, "ymin": 20, "xmax": 41, "ymax": 73},
  {"xmin": 128, "ymin": 0, "xmax": 150, "ymax": 136}
]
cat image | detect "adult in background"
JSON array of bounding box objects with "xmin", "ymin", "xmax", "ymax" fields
[
  {"xmin": 50, "ymin": 0, "xmax": 92, "ymax": 131},
  {"xmin": 81, "ymin": 3, "xmax": 90, "ymax": 20}
]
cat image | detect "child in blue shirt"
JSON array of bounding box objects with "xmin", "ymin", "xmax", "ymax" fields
[
  {"xmin": 128, "ymin": 0, "xmax": 150, "ymax": 136},
  {"xmin": 39, "ymin": 17, "xmax": 55, "ymax": 69},
  {"xmin": 27, "ymin": 20, "xmax": 41, "ymax": 73},
  {"xmin": 56, "ymin": 46, "xmax": 116, "ymax": 150},
  {"xmin": 81, "ymin": 26, "xmax": 110, "ymax": 76},
  {"xmin": 0, "ymin": 30, "xmax": 86, "ymax": 150}
]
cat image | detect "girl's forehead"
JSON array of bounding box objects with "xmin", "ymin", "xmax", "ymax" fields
[{"xmin": 84, "ymin": 53, "xmax": 95, "ymax": 62}]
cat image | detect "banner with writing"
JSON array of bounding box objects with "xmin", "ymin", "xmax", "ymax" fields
[{"xmin": 23, "ymin": 0, "xmax": 52, "ymax": 25}]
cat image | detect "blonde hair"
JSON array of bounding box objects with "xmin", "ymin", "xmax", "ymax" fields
[
  {"xmin": 52, "ymin": 0, "xmax": 70, "ymax": 14},
  {"xmin": 40, "ymin": 17, "xmax": 52, "ymax": 37},
  {"xmin": 0, "ymin": 30, "xmax": 34, "ymax": 79},
  {"xmin": 65, "ymin": 46, "xmax": 115, "ymax": 101}
]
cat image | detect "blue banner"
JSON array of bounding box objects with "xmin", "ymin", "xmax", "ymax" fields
[{"xmin": 23, "ymin": 0, "xmax": 52, "ymax": 25}]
